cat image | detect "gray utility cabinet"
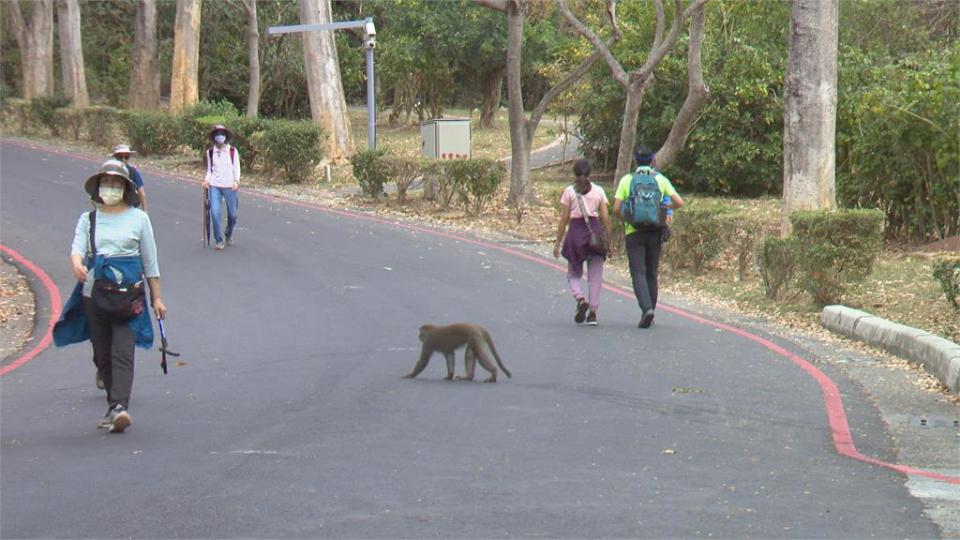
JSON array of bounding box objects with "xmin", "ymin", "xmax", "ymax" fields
[{"xmin": 420, "ymin": 118, "xmax": 472, "ymax": 160}]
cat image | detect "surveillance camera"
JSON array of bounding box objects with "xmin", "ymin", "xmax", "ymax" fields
[{"xmin": 364, "ymin": 20, "xmax": 376, "ymax": 39}]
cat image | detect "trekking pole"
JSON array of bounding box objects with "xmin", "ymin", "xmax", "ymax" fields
[
  {"xmin": 157, "ymin": 318, "xmax": 180, "ymax": 375},
  {"xmin": 202, "ymin": 186, "xmax": 211, "ymax": 248}
]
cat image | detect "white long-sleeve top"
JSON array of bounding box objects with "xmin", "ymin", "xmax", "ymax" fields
[{"xmin": 204, "ymin": 144, "xmax": 241, "ymax": 188}]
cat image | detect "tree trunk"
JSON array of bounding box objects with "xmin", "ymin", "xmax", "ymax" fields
[
  {"xmin": 169, "ymin": 0, "xmax": 202, "ymax": 114},
  {"xmin": 613, "ymin": 76, "xmax": 652, "ymax": 182},
  {"xmin": 479, "ymin": 67, "xmax": 504, "ymax": 128},
  {"xmin": 241, "ymin": 0, "xmax": 260, "ymax": 117},
  {"xmin": 653, "ymin": 3, "xmax": 709, "ymax": 169},
  {"xmin": 129, "ymin": 0, "xmax": 161, "ymax": 110},
  {"xmin": 782, "ymin": 0, "xmax": 838, "ymax": 235},
  {"xmin": 504, "ymin": 1, "xmax": 531, "ymax": 205},
  {"xmin": 299, "ymin": 0, "xmax": 354, "ymax": 162},
  {"xmin": 9, "ymin": 0, "xmax": 55, "ymax": 99},
  {"xmin": 56, "ymin": 0, "xmax": 88, "ymax": 106}
]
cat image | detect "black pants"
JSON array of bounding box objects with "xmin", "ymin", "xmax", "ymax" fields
[
  {"xmin": 625, "ymin": 229, "xmax": 663, "ymax": 313},
  {"xmin": 82, "ymin": 297, "xmax": 135, "ymax": 409}
]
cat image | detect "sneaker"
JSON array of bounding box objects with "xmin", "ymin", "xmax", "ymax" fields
[
  {"xmin": 225, "ymin": 236, "xmax": 233, "ymax": 246},
  {"xmin": 574, "ymin": 298, "xmax": 589, "ymax": 324},
  {"xmin": 107, "ymin": 404, "xmax": 132, "ymax": 433},
  {"xmin": 96, "ymin": 408, "xmax": 112, "ymax": 429},
  {"xmin": 639, "ymin": 309, "xmax": 655, "ymax": 329},
  {"xmin": 95, "ymin": 371, "xmax": 105, "ymax": 390},
  {"xmin": 586, "ymin": 310, "xmax": 598, "ymax": 326},
  {"xmin": 214, "ymin": 242, "xmax": 225, "ymax": 251}
]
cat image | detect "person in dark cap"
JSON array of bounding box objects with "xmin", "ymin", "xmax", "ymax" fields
[
  {"xmin": 111, "ymin": 144, "xmax": 148, "ymax": 212},
  {"xmin": 53, "ymin": 159, "xmax": 167, "ymax": 433},
  {"xmin": 203, "ymin": 124, "xmax": 241, "ymax": 250},
  {"xmin": 612, "ymin": 145, "xmax": 684, "ymax": 328}
]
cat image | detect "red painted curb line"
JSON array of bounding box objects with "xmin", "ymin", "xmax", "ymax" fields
[
  {"xmin": 4, "ymin": 138, "xmax": 957, "ymax": 484},
  {"xmin": 0, "ymin": 245, "xmax": 63, "ymax": 376}
]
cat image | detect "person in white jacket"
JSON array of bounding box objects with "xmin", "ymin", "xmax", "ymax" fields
[{"xmin": 203, "ymin": 124, "xmax": 241, "ymax": 250}]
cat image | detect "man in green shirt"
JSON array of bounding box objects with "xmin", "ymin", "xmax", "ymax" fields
[{"xmin": 612, "ymin": 146, "xmax": 684, "ymax": 328}]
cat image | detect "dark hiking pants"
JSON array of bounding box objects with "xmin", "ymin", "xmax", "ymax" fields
[
  {"xmin": 625, "ymin": 229, "xmax": 664, "ymax": 314},
  {"xmin": 83, "ymin": 297, "xmax": 135, "ymax": 409}
]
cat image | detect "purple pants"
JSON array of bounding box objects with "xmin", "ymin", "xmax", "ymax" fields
[{"xmin": 561, "ymin": 218, "xmax": 605, "ymax": 310}]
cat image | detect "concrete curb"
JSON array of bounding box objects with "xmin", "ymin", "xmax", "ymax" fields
[{"xmin": 821, "ymin": 305, "xmax": 960, "ymax": 392}]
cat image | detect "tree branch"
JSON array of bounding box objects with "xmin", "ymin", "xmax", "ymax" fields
[
  {"xmin": 472, "ymin": 0, "xmax": 508, "ymax": 12},
  {"xmin": 529, "ymin": 50, "xmax": 603, "ymax": 133},
  {"xmin": 655, "ymin": 2, "xmax": 710, "ymax": 168},
  {"xmin": 556, "ymin": 0, "xmax": 628, "ymax": 86}
]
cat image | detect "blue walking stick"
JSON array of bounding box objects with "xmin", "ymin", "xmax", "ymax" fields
[{"xmin": 157, "ymin": 318, "xmax": 180, "ymax": 374}]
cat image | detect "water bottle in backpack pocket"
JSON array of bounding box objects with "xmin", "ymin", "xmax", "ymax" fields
[{"xmin": 621, "ymin": 169, "xmax": 665, "ymax": 229}]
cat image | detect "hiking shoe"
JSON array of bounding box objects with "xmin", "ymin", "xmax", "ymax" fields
[
  {"xmin": 95, "ymin": 370, "xmax": 105, "ymax": 390},
  {"xmin": 586, "ymin": 310, "xmax": 598, "ymax": 326},
  {"xmin": 639, "ymin": 309, "xmax": 655, "ymax": 329},
  {"xmin": 96, "ymin": 408, "xmax": 112, "ymax": 429},
  {"xmin": 574, "ymin": 298, "xmax": 589, "ymax": 324},
  {"xmin": 214, "ymin": 242, "xmax": 225, "ymax": 251},
  {"xmin": 107, "ymin": 405, "xmax": 132, "ymax": 433}
]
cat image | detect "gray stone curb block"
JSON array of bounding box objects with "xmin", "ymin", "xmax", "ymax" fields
[{"xmin": 821, "ymin": 305, "xmax": 960, "ymax": 393}]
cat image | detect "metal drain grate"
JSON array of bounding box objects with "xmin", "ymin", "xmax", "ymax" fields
[{"xmin": 908, "ymin": 415, "xmax": 960, "ymax": 428}]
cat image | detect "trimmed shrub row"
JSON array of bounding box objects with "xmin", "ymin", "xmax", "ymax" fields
[
  {"xmin": 665, "ymin": 205, "xmax": 886, "ymax": 306},
  {"xmin": 349, "ymin": 151, "xmax": 504, "ymax": 215},
  {"xmin": 2, "ymin": 98, "xmax": 324, "ymax": 184},
  {"xmin": 755, "ymin": 209, "xmax": 885, "ymax": 306}
]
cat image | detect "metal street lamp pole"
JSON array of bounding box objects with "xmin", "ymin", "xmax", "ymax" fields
[{"xmin": 268, "ymin": 17, "xmax": 377, "ymax": 151}]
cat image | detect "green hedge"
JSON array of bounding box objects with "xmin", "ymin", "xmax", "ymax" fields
[
  {"xmin": 790, "ymin": 209, "xmax": 885, "ymax": 305},
  {"xmin": 422, "ymin": 160, "xmax": 457, "ymax": 208},
  {"xmin": 30, "ymin": 95, "xmax": 71, "ymax": 134},
  {"xmin": 122, "ymin": 110, "xmax": 181, "ymax": 155},
  {"xmin": 448, "ymin": 158, "xmax": 504, "ymax": 216},
  {"xmin": 79, "ymin": 106, "xmax": 122, "ymax": 147},
  {"xmin": 932, "ymin": 256, "xmax": 960, "ymax": 313},
  {"xmin": 52, "ymin": 108, "xmax": 84, "ymax": 140},
  {"xmin": 758, "ymin": 236, "xmax": 798, "ymax": 300},
  {"xmin": 665, "ymin": 205, "xmax": 732, "ymax": 274},
  {"xmin": 350, "ymin": 149, "xmax": 387, "ymax": 196},
  {"xmin": 381, "ymin": 156, "xmax": 422, "ymax": 202},
  {"xmin": 256, "ymin": 119, "xmax": 324, "ymax": 183}
]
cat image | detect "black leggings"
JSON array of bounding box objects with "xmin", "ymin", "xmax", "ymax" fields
[
  {"xmin": 83, "ymin": 297, "xmax": 135, "ymax": 409},
  {"xmin": 625, "ymin": 230, "xmax": 663, "ymax": 313}
]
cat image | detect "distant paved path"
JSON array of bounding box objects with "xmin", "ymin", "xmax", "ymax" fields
[{"xmin": 0, "ymin": 140, "xmax": 944, "ymax": 538}]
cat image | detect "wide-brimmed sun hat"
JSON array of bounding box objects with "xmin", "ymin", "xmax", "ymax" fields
[
  {"xmin": 208, "ymin": 124, "xmax": 232, "ymax": 142},
  {"xmin": 112, "ymin": 144, "xmax": 137, "ymax": 157},
  {"xmin": 84, "ymin": 159, "xmax": 140, "ymax": 206}
]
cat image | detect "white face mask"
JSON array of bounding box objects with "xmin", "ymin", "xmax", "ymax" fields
[
  {"xmin": 214, "ymin": 134, "xmax": 227, "ymax": 144},
  {"xmin": 99, "ymin": 186, "xmax": 125, "ymax": 206}
]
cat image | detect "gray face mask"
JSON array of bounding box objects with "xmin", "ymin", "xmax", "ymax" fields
[{"xmin": 99, "ymin": 186, "xmax": 124, "ymax": 206}]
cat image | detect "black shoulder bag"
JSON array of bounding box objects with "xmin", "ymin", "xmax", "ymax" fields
[{"xmin": 89, "ymin": 211, "xmax": 146, "ymax": 323}]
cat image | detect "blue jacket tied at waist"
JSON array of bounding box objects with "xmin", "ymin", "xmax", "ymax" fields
[{"xmin": 53, "ymin": 255, "xmax": 154, "ymax": 349}]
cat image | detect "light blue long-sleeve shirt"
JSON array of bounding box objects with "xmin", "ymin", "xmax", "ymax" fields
[{"xmin": 71, "ymin": 208, "xmax": 159, "ymax": 296}]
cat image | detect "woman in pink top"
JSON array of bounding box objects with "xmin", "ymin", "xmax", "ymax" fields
[{"xmin": 553, "ymin": 159, "xmax": 612, "ymax": 325}]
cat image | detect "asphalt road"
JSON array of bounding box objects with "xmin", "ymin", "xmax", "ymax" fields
[{"xmin": 0, "ymin": 141, "xmax": 944, "ymax": 538}]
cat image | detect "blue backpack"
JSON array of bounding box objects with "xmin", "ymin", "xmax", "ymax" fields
[{"xmin": 621, "ymin": 168, "xmax": 664, "ymax": 228}]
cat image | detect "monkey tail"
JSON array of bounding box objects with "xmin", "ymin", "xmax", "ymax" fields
[{"xmin": 485, "ymin": 331, "xmax": 511, "ymax": 378}]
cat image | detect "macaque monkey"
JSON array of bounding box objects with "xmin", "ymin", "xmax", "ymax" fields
[{"xmin": 403, "ymin": 323, "xmax": 511, "ymax": 383}]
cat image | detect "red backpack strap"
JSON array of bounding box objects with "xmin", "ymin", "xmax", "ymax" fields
[{"xmin": 230, "ymin": 146, "xmax": 235, "ymax": 164}]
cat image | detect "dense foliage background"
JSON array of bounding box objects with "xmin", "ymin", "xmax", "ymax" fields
[{"xmin": 1, "ymin": 0, "xmax": 956, "ymax": 241}]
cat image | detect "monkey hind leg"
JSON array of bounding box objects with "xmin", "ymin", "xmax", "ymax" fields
[{"xmin": 471, "ymin": 342, "xmax": 499, "ymax": 383}]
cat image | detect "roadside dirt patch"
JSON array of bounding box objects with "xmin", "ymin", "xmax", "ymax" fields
[
  {"xmin": 920, "ymin": 235, "xmax": 959, "ymax": 253},
  {"xmin": 0, "ymin": 260, "xmax": 35, "ymax": 361}
]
